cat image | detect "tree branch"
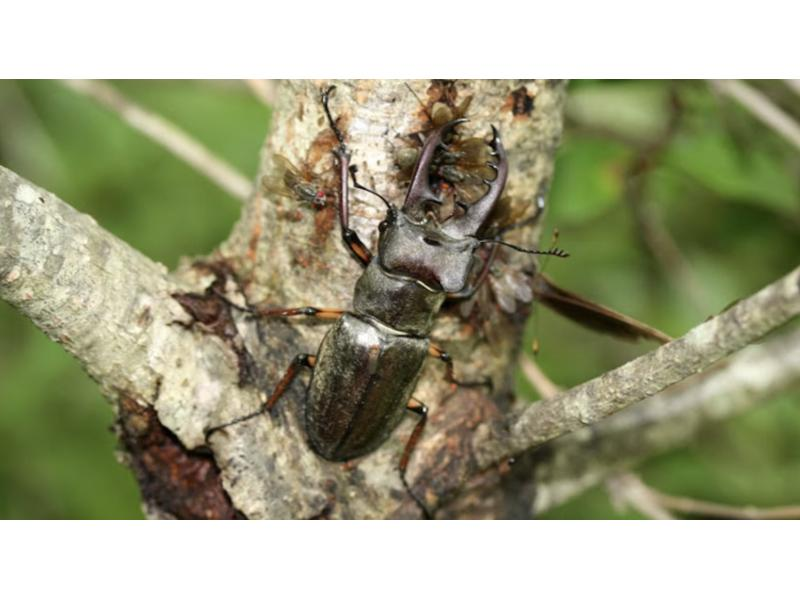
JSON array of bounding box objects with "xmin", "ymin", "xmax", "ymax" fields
[
  {"xmin": 710, "ymin": 79, "xmax": 800, "ymax": 152},
  {"xmin": 245, "ymin": 79, "xmax": 277, "ymax": 107},
  {"xmin": 528, "ymin": 326, "xmax": 800, "ymax": 514},
  {"xmin": 0, "ymin": 165, "xmax": 175, "ymax": 400},
  {"xmin": 0, "ymin": 164, "xmax": 269, "ymax": 508},
  {"xmin": 608, "ymin": 472, "xmax": 800, "ymax": 520},
  {"xmin": 61, "ymin": 80, "xmax": 253, "ymax": 202},
  {"xmin": 477, "ymin": 266, "xmax": 800, "ymax": 469}
]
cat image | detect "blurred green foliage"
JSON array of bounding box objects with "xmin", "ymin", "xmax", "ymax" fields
[{"xmin": 0, "ymin": 80, "xmax": 798, "ymax": 519}]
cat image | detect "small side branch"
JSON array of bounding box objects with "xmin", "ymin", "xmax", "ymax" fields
[
  {"xmin": 477, "ymin": 265, "xmax": 800, "ymax": 468},
  {"xmin": 608, "ymin": 473, "xmax": 800, "ymax": 520},
  {"xmin": 61, "ymin": 80, "xmax": 253, "ymax": 202},
  {"xmin": 518, "ymin": 354, "xmax": 562, "ymax": 401},
  {"xmin": 710, "ymin": 80, "xmax": 800, "ymax": 152}
]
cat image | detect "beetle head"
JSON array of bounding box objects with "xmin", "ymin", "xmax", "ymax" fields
[
  {"xmin": 378, "ymin": 210, "xmax": 479, "ymax": 293},
  {"xmin": 378, "ymin": 119, "xmax": 508, "ymax": 292}
]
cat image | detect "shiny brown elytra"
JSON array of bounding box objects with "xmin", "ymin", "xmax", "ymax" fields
[{"xmin": 205, "ymin": 87, "xmax": 565, "ymax": 517}]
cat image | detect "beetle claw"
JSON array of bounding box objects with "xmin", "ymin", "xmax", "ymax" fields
[{"xmin": 490, "ymin": 125, "xmax": 500, "ymax": 145}]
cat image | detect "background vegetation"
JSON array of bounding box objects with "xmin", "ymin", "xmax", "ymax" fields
[{"xmin": 0, "ymin": 80, "xmax": 797, "ymax": 518}]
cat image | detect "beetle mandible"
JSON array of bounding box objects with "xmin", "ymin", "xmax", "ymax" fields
[{"xmin": 207, "ymin": 86, "xmax": 566, "ymax": 516}]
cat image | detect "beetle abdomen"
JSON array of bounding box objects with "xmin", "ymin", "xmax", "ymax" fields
[{"xmin": 305, "ymin": 313, "xmax": 428, "ymax": 462}]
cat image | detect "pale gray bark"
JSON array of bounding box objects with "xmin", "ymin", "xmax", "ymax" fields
[
  {"xmin": 2, "ymin": 79, "xmax": 798, "ymax": 519},
  {"xmin": 0, "ymin": 166, "xmax": 174, "ymax": 403}
]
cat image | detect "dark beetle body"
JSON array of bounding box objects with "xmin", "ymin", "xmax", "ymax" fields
[
  {"xmin": 306, "ymin": 312, "xmax": 428, "ymax": 461},
  {"xmin": 300, "ymin": 107, "xmax": 507, "ymax": 466},
  {"xmin": 200, "ymin": 93, "xmax": 520, "ymax": 514}
]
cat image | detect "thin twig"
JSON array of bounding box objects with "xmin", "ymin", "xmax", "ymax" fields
[
  {"xmin": 61, "ymin": 80, "xmax": 252, "ymax": 202},
  {"xmin": 477, "ymin": 265, "xmax": 800, "ymax": 469},
  {"xmin": 608, "ymin": 472, "xmax": 800, "ymax": 520},
  {"xmin": 710, "ymin": 80, "xmax": 800, "ymax": 152},
  {"xmin": 245, "ymin": 79, "xmax": 277, "ymax": 107},
  {"xmin": 518, "ymin": 354, "xmax": 562, "ymax": 401},
  {"xmin": 650, "ymin": 491, "xmax": 800, "ymax": 520}
]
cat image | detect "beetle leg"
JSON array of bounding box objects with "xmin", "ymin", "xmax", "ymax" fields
[
  {"xmin": 321, "ymin": 85, "xmax": 372, "ymax": 267},
  {"xmin": 206, "ymin": 291, "xmax": 345, "ymax": 323},
  {"xmin": 400, "ymin": 398, "xmax": 433, "ymax": 519},
  {"xmin": 334, "ymin": 148, "xmax": 372, "ymax": 266},
  {"xmin": 204, "ymin": 353, "xmax": 317, "ymax": 440},
  {"xmin": 428, "ymin": 343, "xmax": 493, "ymax": 391},
  {"xmin": 251, "ymin": 305, "xmax": 344, "ymax": 320},
  {"xmin": 264, "ymin": 353, "xmax": 317, "ymax": 412}
]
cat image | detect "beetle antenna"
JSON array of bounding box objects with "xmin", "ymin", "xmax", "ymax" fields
[
  {"xmin": 539, "ymin": 227, "xmax": 562, "ymax": 271},
  {"xmin": 321, "ymin": 85, "xmax": 346, "ymax": 151},
  {"xmin": 478, "ymin": 238, "xmax": 569, "ymax": 258},
  {"xmin": 349, "ymin": 165, "xmax": 395, "ymax": 212}
]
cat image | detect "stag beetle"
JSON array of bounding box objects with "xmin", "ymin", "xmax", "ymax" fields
[{"xmin": 206, "ymin": 86, "xmax": 566, "ymax": 517}]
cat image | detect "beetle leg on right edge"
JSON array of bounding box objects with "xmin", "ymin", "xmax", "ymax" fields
[
  {"xmin": 322, "ymin": 85, "xmax": 372, "ymax": 267},
  {"xmin": 204, "ymin": 353, "xmax": 317, "ymax": 441},
  {"xmin": 251, "ymin": 306, "xmax": 344, "ymax": 320},
  {"xmin": 400, "ymin": 398, "xmax": 433, "ymax": 519},
  {"xmin": 263, "ymin": 353, "xmax": 317, "ymax": 411},
  {"xmin": 334, "ymin": 147, "xmax": 373, "ymax": 266}
]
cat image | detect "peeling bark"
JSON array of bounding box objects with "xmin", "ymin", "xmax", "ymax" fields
[{"xmin": 117, "ymin": 395, "xmax": 241, "ymax": 519}]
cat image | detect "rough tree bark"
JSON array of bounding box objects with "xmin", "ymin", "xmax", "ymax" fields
[{"xmin": 1, "ymin": 79, "xmax": 798, "ymax": 519}]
